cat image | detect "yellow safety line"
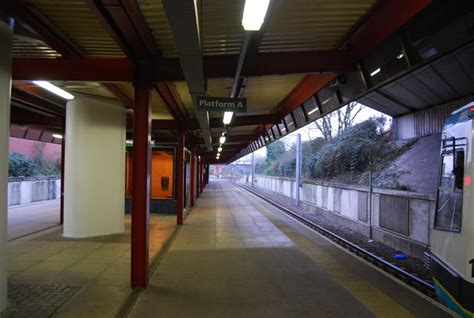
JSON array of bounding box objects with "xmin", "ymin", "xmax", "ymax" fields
[{"xmin": 244, "ymin": 191, "xmax": 415, "ymax": 318}]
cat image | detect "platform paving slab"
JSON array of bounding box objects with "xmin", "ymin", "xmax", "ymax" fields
[
  {"xmin": 129, "ymin": 180, "xmax": 452, "ymax": 318},
  {"xmin": 8, "ymin": 200, "xmax": 60, "ymax": 241},
  {"xmin": 3, "ymin": 214, "xmax": 177, "ymax": 318}
]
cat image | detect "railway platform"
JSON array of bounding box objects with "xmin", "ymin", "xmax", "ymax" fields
[{"xmin": 128, "ymin": 180, "xmax": 451, "ymax": 318}]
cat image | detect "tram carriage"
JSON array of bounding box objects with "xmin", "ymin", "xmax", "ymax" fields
[{"xmin": 430, "ymin": 101, "xmax": 474, "ymax": 317}]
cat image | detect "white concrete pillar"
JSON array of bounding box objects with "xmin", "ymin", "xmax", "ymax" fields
[
  {"xmin": 0, "ymin": 17, "xmax": 13, "ymax": 313},
  {"xmin": 63, "ymin": 95, "xmax": 126, "ymax": 238}
]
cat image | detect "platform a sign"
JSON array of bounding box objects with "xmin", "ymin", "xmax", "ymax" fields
[{"xmin": 197, "ymin": 96, "xmax": 247, "ymax": 113}]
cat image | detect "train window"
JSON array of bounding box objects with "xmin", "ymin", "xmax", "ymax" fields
[{"xmin": 435, "ymin": 150, "xmax": 464, "ymax": 232}]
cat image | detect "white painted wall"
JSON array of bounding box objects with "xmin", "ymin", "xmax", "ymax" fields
[
  {"xmin": 63, "ymin": 95, "xmax": 126, "ymax": 238},
  {"xmin": 0, "ymin": 18, "xmax": 12, "ymax": 313},
  {"xmin": 7, "ymin": 178, "xmax": 61, "ymax": 206},
  {"xmin": 242, "ymin": 175, "xmax": 435, "ymax": 246}
]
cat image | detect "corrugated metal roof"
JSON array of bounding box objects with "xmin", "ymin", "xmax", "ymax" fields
[
  {"xmin": 22, "ymin": 0, "xmax": 125, "ymax": 58},
  {"xmin": 12, "ymin": 34, "xmax": 61, "ymax": 58},
  {"xmin": 137, "ymin": 0, "xmax": 177, "ymax": 58},
  {"xmin": 261, "ymin": 0, "xmax": 376, "ymax": 52},
  {"xmin": 245, "ymin": 75, "xmax": 305, "ymax": 114},
  {"xmin": 198, "ymin": 0, "xmax": 244, "ymax": 56}
]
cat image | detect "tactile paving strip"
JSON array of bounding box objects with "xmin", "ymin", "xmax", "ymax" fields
[{"xmin": 1, "ymin": 284, "xmax": 81, "ymax": 318}]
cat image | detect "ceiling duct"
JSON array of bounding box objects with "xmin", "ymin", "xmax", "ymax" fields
[{"xmin": 162, "ymin": 0, "xmax": 212, "ymax": 150}]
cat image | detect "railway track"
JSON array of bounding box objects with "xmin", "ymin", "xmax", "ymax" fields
[{"xmin": 237, "ymin": 183, "xmax": 437, "ymax": 299}]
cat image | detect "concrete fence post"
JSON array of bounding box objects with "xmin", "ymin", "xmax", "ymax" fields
[{"xmin": 296, "ymin": 134, "xmax": 302, "ymax": 207}]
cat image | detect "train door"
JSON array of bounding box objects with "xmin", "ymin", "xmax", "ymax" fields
[{"xmin": 435, "ymin": 140, "xmax": 465, "ymax": 232}]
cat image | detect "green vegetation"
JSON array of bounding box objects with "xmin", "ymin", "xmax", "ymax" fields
[
  {"xmin": 8, "ymin": 153, "xmax": 37, "ymax": 177},
  {"xmin": 8, "ymin": 143, "xmax": 61, "ymax": 178},
  {"xmin": 257, "ymin": 117, "xmax": 393, "ymax": 183}
]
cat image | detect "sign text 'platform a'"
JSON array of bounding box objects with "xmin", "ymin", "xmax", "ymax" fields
[{"xmin": 197, "ymin": 96, "xmax": 247, "ymax": 112}]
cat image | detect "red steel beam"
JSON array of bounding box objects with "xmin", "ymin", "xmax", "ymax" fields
[
  {"xmin": 277, "ymin": 74, "xmax": 335, "ymax": 117},
  {"xmin": 131, "ymin": 85, "xmax": 152, "ymax": 288},
  {"xmin": 85, "ymin": 0, "xmax": 158, "ymax": 59},
  {"xmin": 5, "ymin": 2, "xmax": 133, "ymax": 106},
  {"xmin": 10, "ymin": 108, "xmax": 63, "ymax": 129},
  {"xmin": 210, "ymin": 114, "xmax": 281, "ymax": 128},
  {"xmin": 166, "ymin": 82, "xmax": 190, "ymax": 120},
  {"xmin": 341, "ymin": 0, "xmax": 432, "ymax": 59},
  {"xmin": 154, "ymin": 82, "xmax": 187, "ymax": 121},
  {"xmin": 12, "ymin": 88, "xmax": 65, "ymax": 117},
  {"xmin": 120, "ymin": 0, "xmax": 159, "ymax": 57},
  {"xmin": 12, "ymin": 50, "xmax": 351, "ymax": 82},
  {"xmin": 102, "ymin": 83, "xmax": 134, "ymax": 108},
  {"xmin": 12, "ymin": 58, "xmax": 134, "ymax": 82}
]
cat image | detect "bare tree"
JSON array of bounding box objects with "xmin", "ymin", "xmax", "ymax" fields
[{"xmin": 314, "ymin": 102, "xmax": 363, "ymax": 142}]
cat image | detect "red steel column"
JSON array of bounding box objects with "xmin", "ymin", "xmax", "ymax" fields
[
  {"xmin": 190, "ymin": 148, "xmax": 196, "ymax": 207},
  {"xmin": 176, "ymin": 130, "xmax": 185, "ymax": 225},
  {"xmin": 131, "ymin": 84, "xmax": 152, "ymax": 288}
]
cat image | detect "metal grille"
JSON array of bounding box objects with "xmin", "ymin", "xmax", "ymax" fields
[{"xmin": 379, "ymin": 194, "xmax": 409, "ymax": 236}]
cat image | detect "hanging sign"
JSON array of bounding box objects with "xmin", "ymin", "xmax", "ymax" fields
[{"xmin": 197, "ymin": 96, "xmax": 247, "ymax": 112}]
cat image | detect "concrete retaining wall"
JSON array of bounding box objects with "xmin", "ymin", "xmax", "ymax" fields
[
  {"xmin": 7, "ymin": 177, "xmax": 61, "ymax": 207},
  {"xmin": 238, "ymin": 175, "xmax": 436, "ymax": 258}
]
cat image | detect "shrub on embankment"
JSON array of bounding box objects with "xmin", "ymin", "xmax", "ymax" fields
[
  {"xmin": 8, "ymin": 152, "xmax": 60, "ymax": 177},
  {"xmin": 258, "ymin": 117, "xmax": 395, "ymax": 182}
]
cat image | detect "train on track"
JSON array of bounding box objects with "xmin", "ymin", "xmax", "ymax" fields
[{"xmin": 430, "ymin": 101, "xmax": 474, "ymax": 317}]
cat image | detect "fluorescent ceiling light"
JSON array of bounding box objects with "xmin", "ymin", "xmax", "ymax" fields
[
  {"xmin": 52, "ymin": 134, "xmax": 63, "ymax": 139},
  {"xmin": 242, "ymin": 0, "xmax": 270, "ymax": 31},
  {"xmin": 33, "ymin": 81, "xmax": 75, "ymax": 100},
  {"xmin": 223, "ymin": 112, "xmax": 233, "ymax": 125},
  {"xmin": 126, "ymin": 140, "xmax": 133, "ymax": 145},
  {"xmin": 219, "ymin": 136, "xmax": 226, "ymax": 144},
  {"xmin": 370, "ymin": 68, "xmax": 381, "ymax": 77},
  {"xmin": 218, "ymin": 147, "xmax": 223, "ymax": 152},
  {"xmin": 307, "ymin": 107, "xmax": 318, "ymax": 115}
]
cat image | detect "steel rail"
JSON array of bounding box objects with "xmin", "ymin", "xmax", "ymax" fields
[{"xmin": 236, "ymin": 183, "xmax": 437, "ymax": 299}]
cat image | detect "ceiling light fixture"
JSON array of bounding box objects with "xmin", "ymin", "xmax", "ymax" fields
[
  {"xmin": 52, "ymin": 134, "xmax": 63, "ymax": 139},
  {"xmin": 218, "ymin": 147, "xmax": 223, "ymax": 152},
  {"xmin": 223, "ymin": 111, "xmax": 233, "ymax": 125},
  {"xmin": 370, "ymin": 68, "xmax": 381, "ymax": 77},
  {"xmin": 242, "ymin": 0, "xmax": 270, "ymax": 31},
  {"xmin": 397, "ymin": 53, "xmax": 404, "ymax": 59},
  {"xmin": 33, "ymin": 81, "xmax": 75, "ymax": 100},
  {"xmin": 307, "ymin": 107, "xmax": 318, "ymax": 115},
  {"xmin": 219, "ymin": 136, "xmax": 226, "ymax": 144}
]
